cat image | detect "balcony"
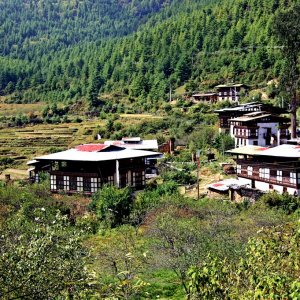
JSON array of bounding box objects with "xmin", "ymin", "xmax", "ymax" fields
[{"xmin": 236, "ymin": 166, "xmax": 298, "ymax": 189}]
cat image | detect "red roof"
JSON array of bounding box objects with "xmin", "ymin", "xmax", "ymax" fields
[
  {"xmin": 212, "ymin": 183, "xmax": 224, "ymax": 187},
  {"xmin": 257, "ymin": 147, "xmax": 269, "ymax": 151},
  {"xmin": 75, "ymin": 144, "xmax": 108, "ymax": 152}
]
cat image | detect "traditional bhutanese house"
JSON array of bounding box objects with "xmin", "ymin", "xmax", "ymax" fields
[
  {"xmin": 27, "ymin": 144, "xmax": 160, "ymax": 194},
  {"xmin": 104, "ymin": 137, "xmax": 158, "ymax": 151},
  {"xmin": 192, "ymin": 92, "xmax": 218, "ymax": 103},
  {"xmin": 227, "ymin": 144, "xmax": 300, "ymax": 196},
  {"xmin": 214, "ymin": 102, "xmax": 286, "ymax": 134},
  {"xmin": 229, "ymin": 111, "xmax": 290, "ymax": 148},
  {"xmin": 215, "ymin": 83, "xmax": 248, "ymax": 102}
]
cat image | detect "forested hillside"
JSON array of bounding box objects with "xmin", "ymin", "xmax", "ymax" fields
[{"xmin": 0, "ymin": 0, "xmax": 297, "ymax": 110}]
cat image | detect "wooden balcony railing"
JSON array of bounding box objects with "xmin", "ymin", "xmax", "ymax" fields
[{"xmin": 237, "ymin": 168, "xmax": 298, "ymax": 189}]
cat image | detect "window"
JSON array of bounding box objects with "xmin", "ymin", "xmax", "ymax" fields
[
  {"xmin": 236, "ymin": 165, "xmax": 241, "ymax": 174},
  {"xmin": 290, "ymin": 172, "xmax": 296, "ymax": 185},
  {"xmin": 69, "ymin": 176, "xmax": 77, "ymax": 191},
  {"xmin": 57, "ymin": 175, "xmax": 64, "ymax": 190},
  {"xmin": 50, "ymin": 175, "xmax": 56, "ymax": 190},
  {"xmin": 253, "ymin": 141, "xmax": 258, "ymax": 145},
  {"xmin": 132, "ymin": 171, "xmax": 145, "ymax": 187},
  {"xmin": 77, "ymin": 177, "xmax": 83, "ymax": 192},
  {"xmin": 83, "ymin": 177, "xmax": 91, "ymax": 192},
  {"xmin": 247, "ymin": 166, "xmax": 253, "ymax": 176},
  {"xmin": 276, "ymin": 170, "xmax": 282, "ymax": 182},
  {"xmin": 106, "ymin": 175, "xmax": 114, "ymax": 185},
  {"xmin": 91, "ymin": 177, "xmax": 100, "ymax": 193},
  {"xmin": 63, "ymin": 176, "xmax": 69, "ymax": 191},
  {"xmin": 259, "ymin": 168, "xmax": 270, "ymax": 179},
  {"xmin": 298, "ymin": 173, "xmax": 300, "ymax": 184}
]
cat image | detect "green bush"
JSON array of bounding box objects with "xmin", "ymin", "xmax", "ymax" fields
[
  {"xmin": 260, "ymin": 191, "xmax": 300, "ymax": 214},
  {"xmin": 89, "ymin": 185, "xmax": 132, "ymax": 228},
  {"xmin": 162, "ymin": 169, "xmax": 196, "ymax": 185}
]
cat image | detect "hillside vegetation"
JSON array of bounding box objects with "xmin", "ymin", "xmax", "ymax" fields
[{"xmin": 0, "ymin": 0, "xmax": 297, "ymax": 111}]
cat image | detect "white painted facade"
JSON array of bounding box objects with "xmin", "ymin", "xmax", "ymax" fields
[{"xmin": 231, "ymin": 121, "xmax": 289, "ymax": 148}]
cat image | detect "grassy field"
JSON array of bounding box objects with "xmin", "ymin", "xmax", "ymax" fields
[{"xmin": 0, "ymin": 102, "xmax": 44, "ymax": 116}]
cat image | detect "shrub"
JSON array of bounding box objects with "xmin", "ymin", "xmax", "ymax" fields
[
  {"xmin": 260, "ymin": 191, "xmax": 300, "ymax": 214},
  {"xmin": 89, "ymin": 185, "xmax": 132, "ymax": 228}
]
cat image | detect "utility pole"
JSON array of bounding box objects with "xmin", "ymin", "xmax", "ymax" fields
[{"xmin": 196, "ymin": 150, "xmax": 201, "ymax": 200}]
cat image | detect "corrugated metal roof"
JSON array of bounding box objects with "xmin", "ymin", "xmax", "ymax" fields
[
  {"xmin": 122, "ymin": 137, "xmax": 141, "ymax": 142},
  {"xmin": 227, "ymin": 144, "xmax": 300, "ymax": 158},
  {"xmin": 208, "ymin": 178, "xmax": 250, "ymax": 191},
  {"xmin": 35, "ymin": 148, "xmax": 160, "ymax": 162},
  {"xmin": 104, "ymin": 139, "xmax": 158, "ymax": 150},
  {"xmin": 75, "ymin": 144, "xmax": 109, "ymax": 152},
  {"xmin": 214, "ymin": 102, "xmax": 262, "ymax": 113},
  {"xmin": 215, "ymin": 83, "xmax": 246, "ymax": 88},
  {"xmin": 229, "ymin": 112, "xmax": 271, "ymax": 122},
  {"xmin": 27, "ymin": 159, "xmax": 38, "ymax": 165},
  {"xmin": 192, "ymin": 92, "xmax": 217, "ymax": 97}
]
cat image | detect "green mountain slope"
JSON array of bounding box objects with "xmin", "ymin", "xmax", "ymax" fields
[{"xmin": 0, "ymin": 0, "xmax": 297, "ymax": 110}]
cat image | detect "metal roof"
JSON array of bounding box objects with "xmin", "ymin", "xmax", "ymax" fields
[
  {"xmin": 229, "ymin": 112, "xmax": 272, "ymax": 122},
  {"xmin": 122, "ymin": 137, "xmax": 141, "ymax": 142},
  {"xmin": 227, "ymin": 144, "xmax": 300, "ymax": 158},
  {"xmin": 192, "ymin": 92, "xmax": 217, "ymax": 97},
  {"xmin": 214, "ymin": 102, "xmax": 262, "ymax": 113},
  {"xmin": 75, "ymin": 144, "xmax": 109, "ymax": 152},
  {"xmin": 27, "ymin": 159, "xmax": 38, "ymax": 165},
  {"xmin": 104, "ymin": 139, "xmax": 158, "ymax": 150},
  {"xmin": 215, "ymin": 83, "xmax": 247, "ymax": 88},
  {"xmin": 34, "ymin": 147, "xmax": 160, "ymax": 162},
  {"xmin": 208, "ymin": 178, "xmax": 250, "ymax": 191}
]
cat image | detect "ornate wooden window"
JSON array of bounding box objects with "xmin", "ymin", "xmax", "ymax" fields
[
  {"xmin": 56, "ymin": 175, "xmax": 64, "ymax": 190},
  {"xmin": 276, "ymin": 170, "xmax": 282, "ymax": 182},
  {"xmin": 247, "ymin": 166, "xmax": 253, "ymax": 176},
  {"xmin": 83, "ymin": 177, "xmax": 91, "ymax": 192},
  {"xmin": 77, "ymin": 177, "xmax": 83, "ymax": 192},
  {"xmin": 69, "ymin": 176, "xmax": 77, "ymax": 191},
  {"xmin": 290, "ymin": 172, "xmax": 296, "ymax": 185},
  {"xmin": 50, "ymin": 175, "xmax": 56, "ymax": 190},
  {"xmin": 63, "ymin": 176, "xmax": 69, "ymax": 191},
  {"xmin": 259, "ymin": 168, "xmax": 270, "ymax": 179},
  {"xmin": 91, "ymin": 177, "xmax": 101, "ymax": 192}
]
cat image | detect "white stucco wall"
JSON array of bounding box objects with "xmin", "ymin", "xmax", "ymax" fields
[
  {"xmin": 257, "ymin": 122, "xmax": 279, "ymax": 146},
  {"xmin": 238, "ymin": 178, "xmax": 300, "ymax": 196},
  {"xmin": 232, "ymin": 121, "xmax": 281, "ymax": 148}
]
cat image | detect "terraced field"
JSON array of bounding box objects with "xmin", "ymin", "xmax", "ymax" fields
[
  {"xmin": 0, "ymin": 121, "xmax": 103, "ymax": 178},
  {"xmin": 0, "ymin": 113, "xmax": 163, "ymax": 180}
]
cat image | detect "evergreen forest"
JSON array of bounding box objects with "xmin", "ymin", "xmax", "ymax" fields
[{"xmin": 0, "ymin": 0, "xmax": 298, "ymax": 111}]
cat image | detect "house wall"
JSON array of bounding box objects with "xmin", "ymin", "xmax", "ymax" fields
[
  {"xmin": 257, "ymin": 122, "xmax": 278, "ymax": 146},
  {"xmin": 36, "ymin": 157, "xmax": 147, "ymax": 194},
  {"xmin": 232, "ymin": 121, "xmax": 280, "ymax": 148},
  {"xmin": 253, "ymin": 180, "xmax": 299, "ymax": 196}
]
